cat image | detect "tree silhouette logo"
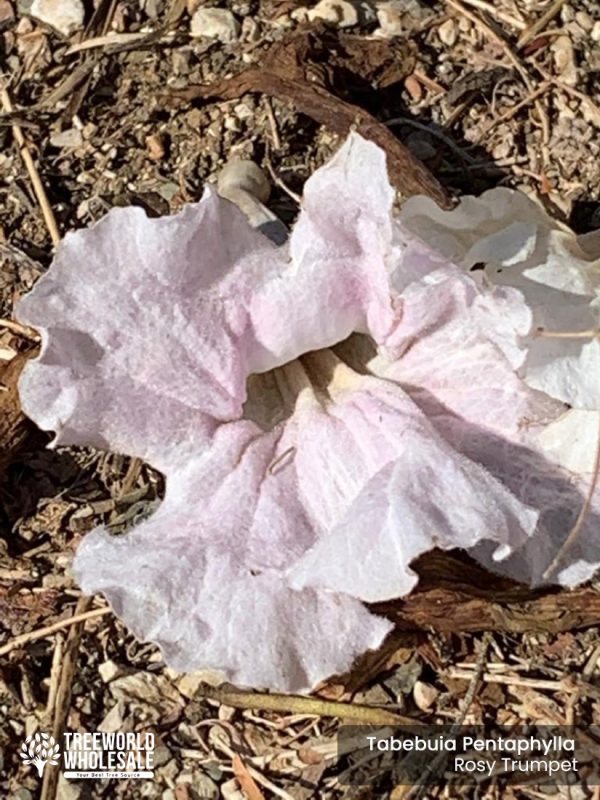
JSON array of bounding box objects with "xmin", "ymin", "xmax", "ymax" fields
[{"xmin": 20, "ymin": 732, "xmax": 61, "ymax": 777}]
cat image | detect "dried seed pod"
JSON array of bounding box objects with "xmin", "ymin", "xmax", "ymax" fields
[{"xmin": 217, "ymin": 159, "xmax": 288, "ymax": 245}]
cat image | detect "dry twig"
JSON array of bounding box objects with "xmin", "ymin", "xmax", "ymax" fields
[
  {"xmin": 459, "ymin": 0, "xmax": 526, "ymax": 30},
  {"xmin": 0, "ymin": 605, "xmax": 111, "ymax": 657},
  {"xmin": 480, "ymin": 81, "xmax": 551, "ymax": 138},
  {"xmin": 442, "ymin": 0, "xmax": 550, "ymax": 144},
  {"xmin": 517, "ymin": 0, "xmax": 567, "ymax": 49},
  {"xmin": 1, "ymin": 84, "xmax": 60, "ymax": 246},
  {"xmin": 0, "ymin": 317, "xmax": 40, "ymax": 341},
  {"xmin": 198, "ymin": 684, "xmax": 420, "ymax": 726},
  {"xmin": 40, "ymin": 597, "xmax": 94, "ymax": 800}
]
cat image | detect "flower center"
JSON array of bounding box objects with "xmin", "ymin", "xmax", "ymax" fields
[{"xmin": 243, "ymin": 334, "xmax": 376, "ymax": 431}]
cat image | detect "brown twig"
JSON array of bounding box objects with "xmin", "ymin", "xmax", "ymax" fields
[
  {"xmin": 459, "ymin": 0, "xmax": 526, "ymax": 30},
  {"xmin": 43, "ymin": 634, "xmax": 65, "ymax": 728},
  {"xmin": 448, "ymin": 669, "xmax": 573, "ymax": 692},
  {"xmin": 119, "ymin": 455, "xmax": 143, "ymax": 498},
  {"xmin": 173, "ymin": 73, "xmax": 451, "ymax": 207},
  {"xmin": 517, "ymin": 0, "xmax": 567, "ymax": 49},
  {"xmin": 264, "ymin": 159, "xmax": 302, "ymax": 205},
  {"xmin": 535, "ymin": 328, "xmax": 600, "ymax": 339},
  {"xmin": 480, "ymin": 81, "xmax": 551, "ymax": 138},
  {"xmin": 407, "ymin": 635, "xmax": 490, "ymax": 799},
  {"xmin": 197, "ymin": 684, "xmax": 421, "ymax": 726},
  {"xmin": 0, "ymin": 605, "xmax": 111, "ymax": 657},
  {"xmin": 0, "ymin": 317, "xmax": 40, "ymax": 341},
  {"xmin": 455, "ymin": 634, "xmax": 491, "ymax": 722},
  {"xmin": 263, "ymin": 96, "xmax": 281, "ymax": 152},
  {"xmin": 40, "ymin": 597, "xmax": 94, "ymax": 800},
  {"xmin": 0, "ymin": 84, "xmax": 61, "ymax": 246},
  {"xmin": 442, "ymin": 0, "xmax": 550, "ymax": 144}
]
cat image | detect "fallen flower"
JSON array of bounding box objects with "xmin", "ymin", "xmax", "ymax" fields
[
  {"xmin": 399, "ymin": 189, "xmax": 600, "ymax": 586},
  {"xmin": 16, "ymin": 135, "xmax": 599, "ymax": 691}
]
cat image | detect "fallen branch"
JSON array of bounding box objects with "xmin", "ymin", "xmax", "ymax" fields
[
  {"xmin": 376, "ymin": 551, "xmax": 600, "ymax": 635},
  {"xmin": 198, "ymin": 684, "xmax": 420, "ymax": 726},
  {"xmin": 173, "ymin": 65, "xmax": 450, "ymax": 207}
]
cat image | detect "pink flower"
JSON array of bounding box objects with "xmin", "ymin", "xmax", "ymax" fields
[{"xmin": 17, "ymin": 135, "xmax": 584, "ymax": 690}]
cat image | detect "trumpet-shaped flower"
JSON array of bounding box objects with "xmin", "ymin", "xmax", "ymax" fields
[{"xmin": 16, "ymin": 135, "xmax": 599, "ymax": 691}]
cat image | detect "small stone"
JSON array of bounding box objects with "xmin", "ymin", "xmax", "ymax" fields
[
  {"xmin": 221, "ymin": 778, "xmax": 244, "ymax": 800},
  {"xmin": 153, "ymin": 743, "xmax": 171, "ymax": 767},
  {"xmin": 307, "ymin": 0, "xmax": 359, "ymax": 28},
  {"xmin": 374, "ymin": 2, "xmax": 402, "ymax": 37},
  {"xmin": 438, "ymin": 17, "xmax": 457, "ymax": 46},
  {"xmin": 575, "ymin": 10, "xmax": 593, "ymax": 31},
  {"xmin": 161, "ymin": 759, "xmax": 180, "ymax": 783},
  {"xmin": 492, "ymin": 139, "xmax": 512, "ymax": 161},
  {"xmin": 413, "ymin": 680, "xmax": 439, "ymax": 711},
  {"xmin": 189, "ymin": 772, "xmax": 219, "ymax": 798},
  {"xmin": 560, "ymin": 3, "xmax": 574, "ymax": 23},
  {"xmin": 98, "ymin": 701, "xmax": 125, "ymax": 732},
  {"xmin": 190, "ymin": 7, "xmax": 240, "ymax": 42},
  {"xmin": 233, "ymin": 102, "xmax": 254, "ymax": 121},
  {"xmin": 290, "ymin": 6, "xmax": 309, "ymax": 21},
  {"xmin": 176, "ymin": 670, "xmax": 224, "ymax": 699},
  {"xmin": 224, "ymin": 115, "xmax": 241, "ymax": 132},
  {"xmin": 30, "ymin": 0, "xmax": 84, "ymax": 36},
  {"xmin": 156, "ymin": 181, "xmax": 180, "ymax": 202},
  {"xmin": 50, "ymin": 128, "xmax": 83, "ymax": 148},
  {"xmin": 98, "ymin": 659, "xmax": 122, "ymax": 683},
  {"xmin": 145, "ymin": 133, "xmax": 166, "ymax": 161},
  {"xmin": 552, "ymin": 34, "xmax": 577, "ymax": 86},
  {"xmin": 592, "ymin": 21, "xmax": 600, "ymax": 43}
]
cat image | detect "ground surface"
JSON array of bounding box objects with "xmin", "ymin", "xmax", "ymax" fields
[{"xmin": 1, "ymin": 0, "xmax": 600, "ymax": 798}]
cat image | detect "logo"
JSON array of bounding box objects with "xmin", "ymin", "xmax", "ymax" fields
[
  {"xmin": 61, "ymin": 732, "xmax": 155, "ymax": 779},
  {"xmin": 20, "ymin": 732, "xmax": 61, "ymax": 777},
  {"xmin": 19, "ymin": 729, "xmax": 154, "ymax": 781}
]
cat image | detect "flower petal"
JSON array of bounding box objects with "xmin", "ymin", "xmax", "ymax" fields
[
  {"xmin": 369, "ymin": 268, "xmax": 563, "ymax": 436},
  {"xmin": 249, "ymin": 133, "xmax": 402, "ymax": 368},
  {"xmin": 399, "ymin": 187, "xmax": 600, "ymax": 410},
  {"xmin": 287, "ymin": 366, "xmax": 539, "ymax": 602},
  {"xmin": 73, "ymin": 417, "xmax": 392, "ymax": 691},
  {"xmin": 16, "ymin": 189, "xmax": 289, "ymax": 460}
]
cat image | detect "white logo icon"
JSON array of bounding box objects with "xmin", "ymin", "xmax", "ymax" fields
[{"xmin": 20, "ymin": 732, "xmax": 61, "ymax": 777}]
